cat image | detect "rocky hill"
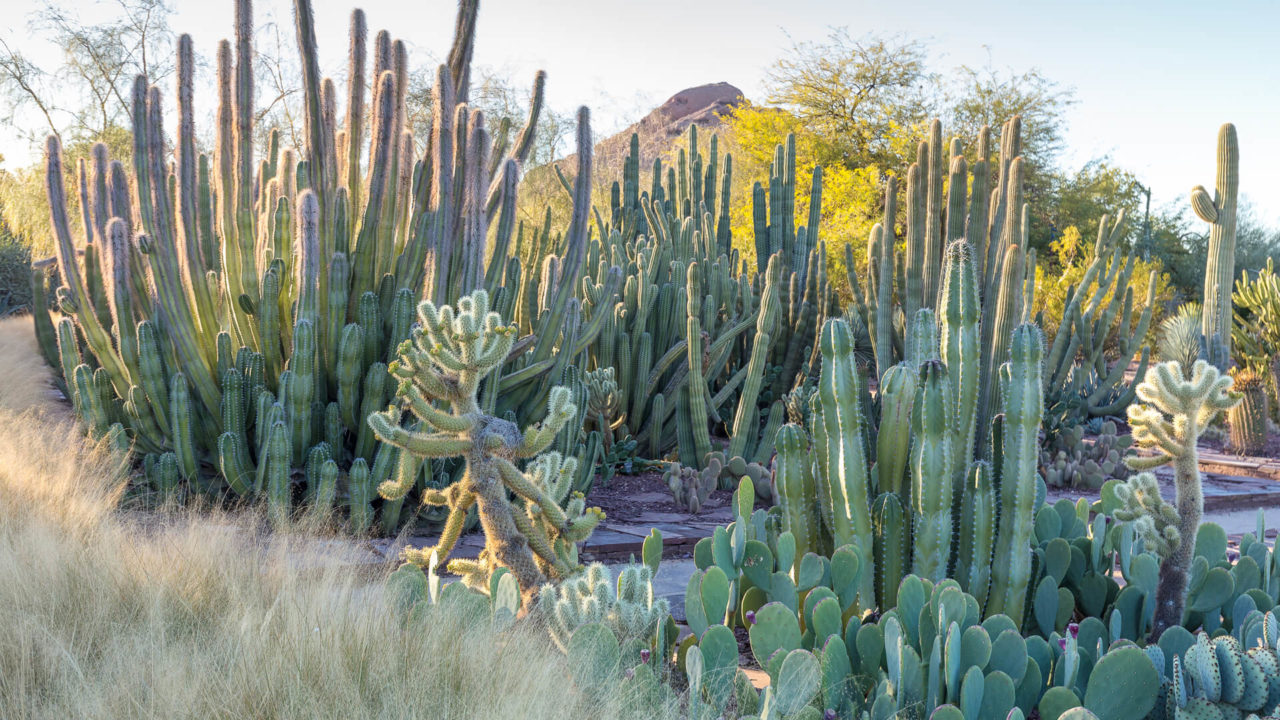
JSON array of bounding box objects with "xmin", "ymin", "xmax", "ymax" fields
[{"xmin": 592, "ymin": 82, "xmax": 746, "ymax": 170}]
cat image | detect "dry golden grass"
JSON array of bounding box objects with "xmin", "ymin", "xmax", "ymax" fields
[
  {"xmin": 0, "ymin": 314, "xmax": 66, "ymax": 416},
  {"xmin": 0, "ymin": 318, "xmax": 666, "ymax": 719}
]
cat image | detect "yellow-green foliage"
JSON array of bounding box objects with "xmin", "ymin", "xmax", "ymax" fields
[
  {"xmin": 1032, "ymin": 224, "xmax": 1173, "ymax": 349},
  {"xmin": 719, "ymin": 103, "xmax": 899, "ymax": 301}
]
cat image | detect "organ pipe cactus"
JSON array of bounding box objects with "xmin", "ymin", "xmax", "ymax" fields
[
  {"xmin": 604, "ymin": 127, "xmax": 831, "ymax": 469},
  {"xmin": 1192, "ymin": 123, "xmax": 1239, "ymax": 371},
  {"xmin": 984, "ymin": 323, "xmax": 1045, "ymax": 626},
  {"xmin": 1116, "ymin": 360, "xmax": 1240, "ymax": 640},
  {"xmin": 33, "ymin": 0, "xmax": 615, "ymax": 530},
  {"xmin": 368, "ymin": 289, "xmax": 601, "ymax": 596},
  {"xmin": 1233, "ymin": 257, "xmax": 1280, "ymax": 404}
]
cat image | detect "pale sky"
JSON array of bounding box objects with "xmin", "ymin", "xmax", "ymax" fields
[{"xmin": 3, "ymin": 0, "xmax": 1279, "ymax": 226}]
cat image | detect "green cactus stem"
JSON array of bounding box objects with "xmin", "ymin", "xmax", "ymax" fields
[{"xmin": 1191, "ymin": 124, "xmax": 1239, "ymax": 371}]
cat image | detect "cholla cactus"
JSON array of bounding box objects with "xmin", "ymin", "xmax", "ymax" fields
[
  {"xmin": 369, "ymin": 289, "xmax": 602, "ymax": 596},
  {"xmin": 1119, "ymin": 359, "xmax": 1240, "ymax": 639},
  {"xmin": 539, "ymin": 562, "xmax": 670, "ymax": 655},
  {"xmin": 1112, "ymin": 472, "xmax": 1181, "ymax": 560}
]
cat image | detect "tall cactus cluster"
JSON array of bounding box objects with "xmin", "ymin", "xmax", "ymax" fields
[
  {"xmin": 1192, "ymin": 123, "xmax": 1239, "ymax": 371},
  {"xmin": 34, "ymin": 0, "xmax": 613, "ymax": 530},
  {"xmin": 775, "ymin": 308, "xmax": 1046, "ymax": 625},
  {"xmin": 1234, "ymin": 257, "xmax": 1280, "ymax": 415},
  {"xmin": 851, "ymin": 118, "xmax": 1036, "ymax": 450},
  {"xmin": 1041, "ymin": 211, "xmax": 1155, "ymax": 443},
  {"xmin": 574, "ymin": 127, "xmax": 832, "ymax": 474}
]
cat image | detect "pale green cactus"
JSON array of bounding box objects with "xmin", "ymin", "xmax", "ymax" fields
[
  {"xmin": 1120, "ymin": 359, "xmax": 1241, "ymax": 639},
  {"xmin": 369, "ymin": 289, "xmax": 601, "ymax": 596},
  {"xmin": 1191, "ymin": 124, "xmax": 1239, "ymax": 370}
]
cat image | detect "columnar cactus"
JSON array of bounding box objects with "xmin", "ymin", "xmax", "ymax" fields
[
  {"xmin": 909, "ymin": 359, "xmax": 954, "ymax": 583},
  {"xmin": 774, "ymin": 423, "xmax": 823, "ymax": 563},
  {"xmin": 1042, "ymin": 211, "xmax": 1155, "ymax": 443},
  {"xmin": 368, "ymin": 290, "xmax": 602, "ymax": 596},
  {"xmin": 985, "ymin": 323, "xmax": 1045, "ymax": 626},
  {"xmin": 1117, "ymin": 360, "xmax": 1240, "ymax": 639},
  {"xmin": 34, "ymin": 0, "xmax": 617, "ymax": 531},
  {"xmin": 811, "ymin": 318, "xmax": 876, "ymax": 604},
  {"xmin": 1191, "ymin": 123, "xmax": 1239, "ymax": 371}
]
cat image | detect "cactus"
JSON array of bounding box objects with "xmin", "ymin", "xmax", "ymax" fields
[
  {"xmin": 1040, "ymin": 421, "xmax": 1132, "ymax": 489},
  {"xmin": 985, "ymin": 323, "xmax": 1045, "ymax": 626},
  {"xmin": 1233, "ymin": 257, "xmax": 1280, "ymax": 409},
  {"xmin": 910, "ymin": 360, "xmax": 954, "ymax": 583},
  {"xmin": 1228, "ymin": 370, "xmax": 1269, "ymax": 455},
  {"xmin": 810, "ymin": 318, "xmax": 875, "ymax": 604},
  {"xmin": 606, "ymin": 130, "xmax": 831, "ymax": 469},
  {"xmin": 1192, "ymin": 124, "xmax": 1239, "ymax": 371},
  {"xmin": 775, "ymin": 423, "xmax": 822, "ymax": 563},
  {"xmin": 1042, "ymin": 212, "xmax": 1155, "ymax": 445},
  {"xmin": 31, "ymin": 0, "xmax": 616, "ymax": 531},
  {"xmin": 665, "ymin": 458, "xmax": 719, "ymax": 514},
  {"xmin": 1116, "ymin": 360, "xmax": 1240, "ymax": 640},
  {"xmin": 368, "ymin": 290, "xmax": 601, "ymax": 596},
  {"xmin": 539, "ymin": 561, "xmax": 671, "ymax": 655}
]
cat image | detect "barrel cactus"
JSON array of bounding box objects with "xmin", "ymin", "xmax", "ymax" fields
[{"xmin": 1229, "ymin": 369, "xmax": 1270, "ymax": 455}]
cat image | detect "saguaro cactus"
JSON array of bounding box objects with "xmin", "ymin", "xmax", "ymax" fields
[
  {"xmin": 1115, "ymin": 360, "xmax": 1240, "ymax": 640},
  {"xmin": 1191, "ymin": 123, "xmax": 1239, "ymax": 370},
  {"xmin": 369, "ymin": 290, "xmax": 602, "ymax": 596}
]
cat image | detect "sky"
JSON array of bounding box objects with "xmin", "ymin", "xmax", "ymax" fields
[{"xmin": 3, "ymin": 0, "xmax": 1279, "ymax": 227}]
